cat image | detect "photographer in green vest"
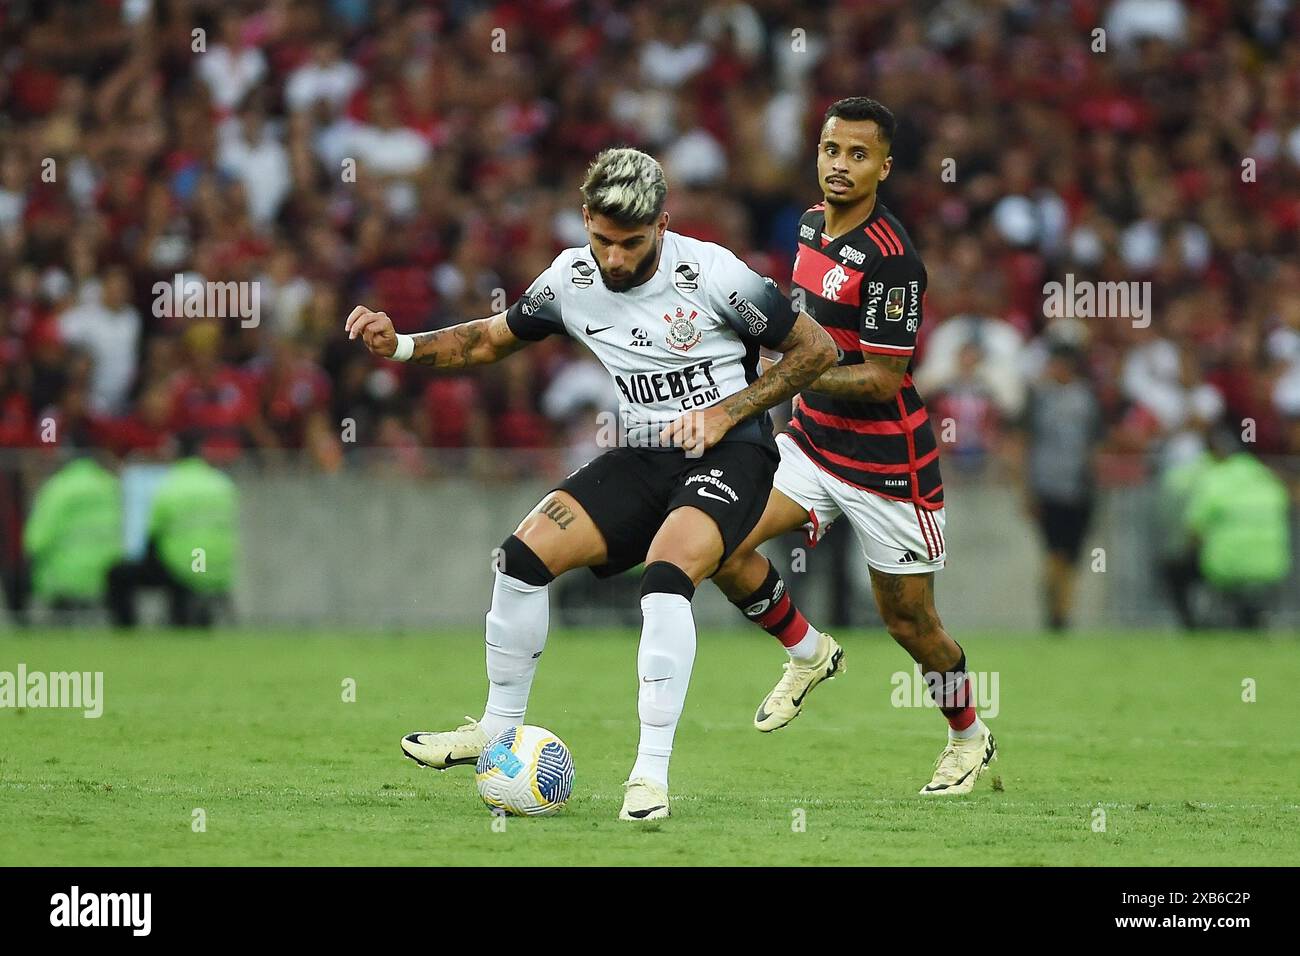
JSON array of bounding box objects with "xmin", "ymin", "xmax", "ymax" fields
[
  {"xmin": 23, "ymin": 451, "xmax": 123, "ymax": 618},
  {"xmin": 1164, "ymin": 424, "xmax": 1291, "ymax": 629},
  {"xmin": 107, "ymin": 435, "xmax": 238, "ymax": 627}
]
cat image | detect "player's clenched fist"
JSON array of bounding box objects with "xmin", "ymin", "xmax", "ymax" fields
[
  {"xmin": 659, "ymin": 406, "xmax": 733, "ymax": 457},
  {"xmin": 345, "ymin": 306, "xmax": 397, "ymax": 357}
]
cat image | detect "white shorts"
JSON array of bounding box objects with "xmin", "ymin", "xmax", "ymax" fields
[{"xmin": 773, "ymin": 432, "xmax": 947, "ymax": 575}]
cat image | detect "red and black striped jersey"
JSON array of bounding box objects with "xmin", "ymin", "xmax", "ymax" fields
[{"xmin": 787, "ymin": 201, "xmax": 943, "ymax": 509}]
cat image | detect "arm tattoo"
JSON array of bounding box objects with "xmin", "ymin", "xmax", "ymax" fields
[
  {"xmin": 409, "ymin": 314, "xmax": 524, "ymax": 368},
  {"xmin": 806, "ymin": 355, "xmax": 910, "ymax": 401},
  {"xmin": 409, "ymin": 321, "xmax": 486, "ymax": 368},
  {"xmin": 719, "ymin": 316, "xmax": 834, "ymax": 426}
]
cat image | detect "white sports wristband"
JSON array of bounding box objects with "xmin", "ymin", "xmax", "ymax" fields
[{"xmin": 391, "ymin": 333, "xmax": 415, "ymax": 362}]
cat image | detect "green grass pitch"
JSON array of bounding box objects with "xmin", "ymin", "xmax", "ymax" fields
[{"xmin": 1, "ymin": 628, "xmax": 1297, "ymax": 866}]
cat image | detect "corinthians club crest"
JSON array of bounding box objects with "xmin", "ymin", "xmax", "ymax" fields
[{"xmin": 664, "ymin": 306, "xmax": 702, "ymax": 352}]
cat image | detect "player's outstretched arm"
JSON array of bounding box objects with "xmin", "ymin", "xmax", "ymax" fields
[
  {"xmin": 719, "ymin": 310, "xmax": 836, "ymax": 424},
  {"xmin": 345, "ymin": 308, "xmax": 528, "ymax": 368}
]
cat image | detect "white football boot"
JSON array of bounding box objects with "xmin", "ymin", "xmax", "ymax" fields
[
  {"xmin": 919, "ymin": 724, "xmax": 997, "ymax": 795},
  {"xmin": 753, "ymin": 633, "xmax": 846, "ymax": 732},
  {"xmin": 618, "ymin": 777, "xmax": 671, "ymax": 821},
  {"xmin": 400, "ymin": 716, "xmax": 489, "ymax": 770}
]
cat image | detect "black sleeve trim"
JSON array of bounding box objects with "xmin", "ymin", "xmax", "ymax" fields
[{"xmin": 505, "ymin": 284, "xmax": 566, "ymax": 340}]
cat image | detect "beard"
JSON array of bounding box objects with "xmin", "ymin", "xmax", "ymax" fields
[{"xmin": 598, "ymin": 238, "xmax": 660, "ymax": 293}]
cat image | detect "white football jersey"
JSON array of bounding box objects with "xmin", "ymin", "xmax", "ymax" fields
[{"xmin": 505, "ymin": 231, "xmax": 795, "ymax": 449}]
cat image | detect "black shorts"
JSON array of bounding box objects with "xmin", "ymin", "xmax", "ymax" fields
[
  {"xmin": 553, "ymin": 440, "xmax": 780, "ymax": 579},
  {"xmin": 1035, "ymin": 496, "xmax": 1094, "ymax": 562}
]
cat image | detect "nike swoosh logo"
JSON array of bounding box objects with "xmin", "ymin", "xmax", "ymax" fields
[
  {"xmin": 585, "ymin": 324, "xmax": 613, "ymax": 335},
  {"xmin": 791, "ymin": 650, "xmax": 842, "ymax": 707},
  {"xmin": 922, "ymin": 734, "xmax": 996, "ymax": 791},
  {"xmin": 627, "ymin": 806, "xmax": 666, "ymax": 818},
  {"xmin": 642, "ymin": 676, "xmax": 670, "ymax": 683},
  {"xmin": 923, "ymin": 763, "xmax": 977, "ymax": 792},
  {"xmin": 696, "ymin": 488, "xmax": 730, "ymax": 503},
  {"xmin": 400, "ymin": 736, "xmax": 479, "ymax": 769}
]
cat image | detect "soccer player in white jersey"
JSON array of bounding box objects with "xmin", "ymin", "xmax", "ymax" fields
[{"xmin": 346, "ymin": 148, "xmax": 834, "ymax": 820}]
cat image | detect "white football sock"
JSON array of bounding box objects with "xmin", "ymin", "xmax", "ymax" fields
[
  {"xmin": 787, "ymin": 625, "xmax": 821, "ymax": 661},
  {"xmin": 950, "ymin": 716, "xmax": 984, "ymax": 741},
  {"xmin": 479, "ymin": 570, "xmax": 549, "ymax": 740},
  {"xmin": 628, "ymin": 592, "xmax": 697, "ymax": 790}
]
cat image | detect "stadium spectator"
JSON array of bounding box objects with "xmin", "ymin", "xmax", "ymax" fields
[
  {"xmin": 253, "ymin": 245, "xmax": 314, "ymax": 340},
  {"xmin": 0, "ymin": 0, "xmax": 1297, "ymax": 636},
  {"xmin": 914, "ymin": 285, "xmax": 1027, "ymax": 421},
  {"xmin": 0, "ymin": 354, "xmax": 34, "ymax": 448},
  {"xmin": 926, "ymin": 341, "xmax": 1004, "ymax": 473},
  {"xmin": 1104, "ymin": 0, "xmax": 1190, "ymax": 50},
  {"xmin": 216, "ymin": 106, "xmax": 292, "ymax": 228},
  {"xmin": 332, "ymin": 85, "xmax": 431, "ymax": 180},
  {"xmin": 95, "ymin": 381, "xmax": 175, "ymax": 459},
  {"xmin": 167, "ymin": 321, "xmax": 273, "ymax": 459},
  {"xmin": 56, "ymin": 267, "xmax": 141, "ymax": 416},
  {"xmin": 248, "ymin": 338, "xmax": 331, "ymax": 450},
  {"xmin": 1119, "ymin": 334, "xmax": 1226, "ymax": 471},
  {"xmin": 194, "ymin": 12, "xmax": 267, "ymax": 114},
  {"xmin": 284, "ymin": 37, "xmax": 362, "ymax": 115}
]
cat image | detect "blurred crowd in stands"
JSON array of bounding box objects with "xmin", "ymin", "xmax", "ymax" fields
[
  {"xmin": 1, "ymin": 0, "xmax": 1297, "ymax": 626},
  {"xmin": 3, "ymin": 0, "xmax": 1299, "ymax": 471}
]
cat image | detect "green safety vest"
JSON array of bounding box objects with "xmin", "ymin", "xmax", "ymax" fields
[
  {"xmin": 149, "ymin": 458, "xmax": 238, "ymax": 593},
  {"xmin": 1186, "ymin": 454, "xmax": 1291, "ymax": 588},
  {"xmin": 23, "ymin": 458, "xmax": 123, "ymax": 601}
]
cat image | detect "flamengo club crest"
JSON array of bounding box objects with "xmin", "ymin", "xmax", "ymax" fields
[
  {"xmin": 822, "ymin": 264, "xmax": 850, "ymax": 302},
  {"xmin": 664, "ymin": 306, "xmax": 702, "ymax": 352}
]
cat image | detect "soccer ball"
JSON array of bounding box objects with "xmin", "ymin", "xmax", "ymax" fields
[{"xmin": 474, "ymin": 725, "xmax": 574, "ymax": 816}]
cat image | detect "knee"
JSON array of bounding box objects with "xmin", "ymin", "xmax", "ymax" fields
[
  {"xmin": 495, "ymin": 534, "xmax": 556, "ymax": 586},
  {"xmin": 658, "ymin": 537, "xmax": 719, "ymax": 580},
  {"xmin": 639, "ymin": 560, "xmax": 696, "ymax": 602},
  {"xmin": 880, "ymin": 603, "xmax": 927, "ymax": 645},
  {"xmin": 646, "ymin": 532, "xmax": 721, "ymax": 585},
  {"xmin": 512, "ymin": 512, "xmax": 551, "ymax": 551},
  {"xmin": 513, "ymin": 495, "xmax": 605, "ymax": 574}
]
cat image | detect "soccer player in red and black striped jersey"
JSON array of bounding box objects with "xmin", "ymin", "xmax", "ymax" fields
[{"xmin": 712, "ymin": 98, "xmax": 997, "ymax": 795}]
